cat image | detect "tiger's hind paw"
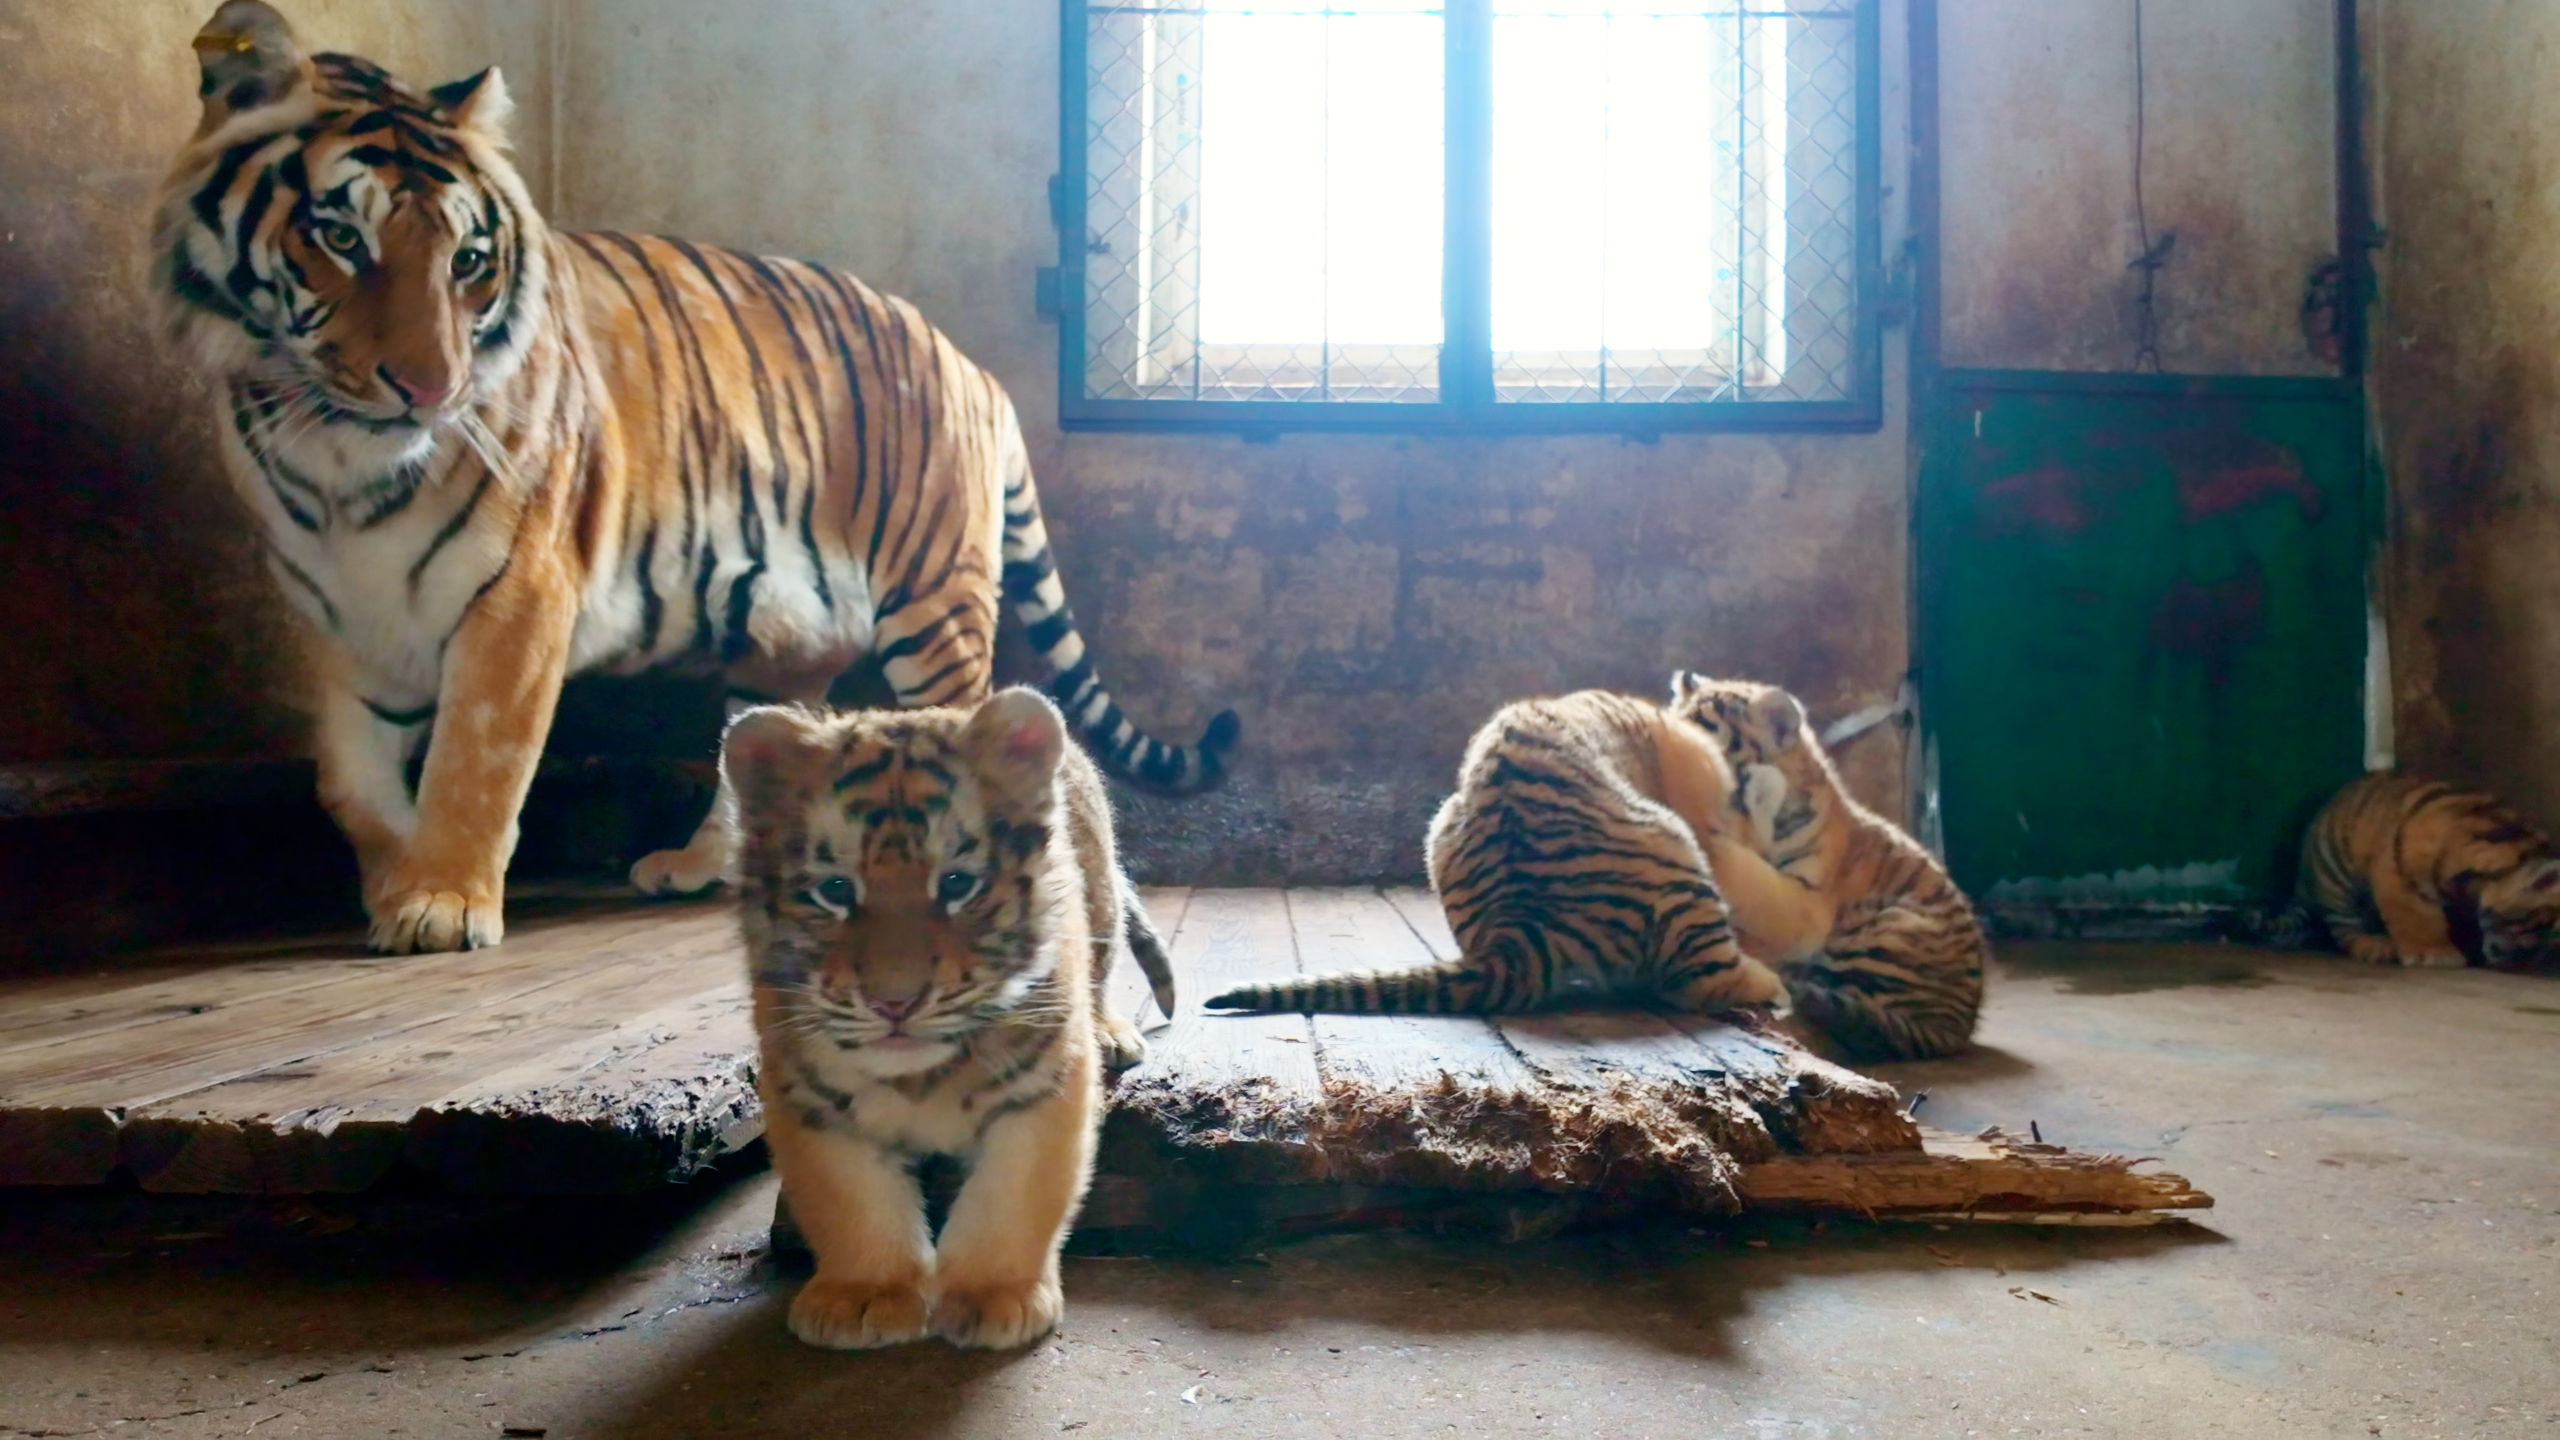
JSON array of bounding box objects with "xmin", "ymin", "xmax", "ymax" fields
[
  {"xmin": 1097, "ymin": 1012, "xmax": 1149, "ymax": 1071},
  {"xmin": 630, "ymin": 844, "xmax": 726, "ymax": 897}
]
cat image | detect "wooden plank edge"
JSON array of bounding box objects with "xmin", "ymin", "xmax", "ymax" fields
[
  {"xmin": 1, "ymin": 756, "xmax": 715, "ymax": 822},
  {"xmin": 1729, "ymin": 1125, "xmax": 2214, "ymax": 1218}
]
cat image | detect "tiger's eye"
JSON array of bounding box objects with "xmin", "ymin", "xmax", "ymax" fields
[
  {"xmin": 316, "ymin": 220, "xmax": 365, "ymax": 257},
  {"xmin": 451, "ymin": 246, "xmax": 490, "ymax": 281},
  {"xmin": 808, "ymin": 875, "xmax": 858, "ymax": 912},
  {"xmin": 935, "ymin": 870, "xmax": 982, "ymax": 907}
]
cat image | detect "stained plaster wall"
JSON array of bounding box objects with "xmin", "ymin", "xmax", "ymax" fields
[
  {"xmin": 2366, "ymin": 0, "xmax": 2560, "ymax": 828},
  {"xmin": 550, "ymin": 0, "xmax": 1915, "ymax": 883},
  {"xmin": 1939, "ymin": 0, "xmax": 2339, "ymax": 376}
]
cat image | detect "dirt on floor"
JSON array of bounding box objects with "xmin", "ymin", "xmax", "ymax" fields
[{"xmin": 1, "ymin": 943, "xmax": 2553, "ymax": 1439}]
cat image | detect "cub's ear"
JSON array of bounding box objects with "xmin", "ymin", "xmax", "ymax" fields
[
  {"xmin": 1669, "ymin": 670, "xmax": 1707, "ymax": 705},
  {"xmin": 193, "ymin": 1, "xmax": 308, "ymax": 130},
  {"xmin": 1751, "ymin": 687, "xmax": 1808, "ymax": 750},
  {"xmin": 720, "ymin": 705, "xmax": 832, "ymax": 813},
  {"xmin": 430, "ymin": 66, "xmax": 514, "ymax": 139},
  {"xmin": 960, "ymin": 686, "xmax": 1068, "ymax": 794}
]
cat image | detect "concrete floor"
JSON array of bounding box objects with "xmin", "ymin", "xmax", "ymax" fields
[{"xmin": 1, "ymin": 942, "xmax": 2553, "ymax": 1439}]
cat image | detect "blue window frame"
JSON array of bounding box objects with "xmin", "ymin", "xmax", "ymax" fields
[{"xmin": 1053, "ymin": 0, "xmax": 1883, "ymax": 434}]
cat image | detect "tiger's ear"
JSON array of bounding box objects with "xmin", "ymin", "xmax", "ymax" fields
[
  {"xmin": 1669, "ymin": 670, "xmax": 1706, "ymax": 705},
  {"xmin": 1751, "ymin": 688, "xmax": 1808, "ymax": 750},
  {"xmin": 960, "ymin": 687, "xmax": 1068, "ymax": 798},
  {"xmin": 192, "ymin": 1, "xmax": 308, "ymax": 130},
  {"xmin": 431, "ymin": 67, "xmax": 514, "ymax": 138},
  {"xmin": 720, "ymin": 705, "xmax": 832, "ymax": 815}
]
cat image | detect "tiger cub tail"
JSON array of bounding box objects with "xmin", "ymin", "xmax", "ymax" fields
[{"xmin": 1203, "ymin": 938, "xmax": 1531, "ymax": 1015}]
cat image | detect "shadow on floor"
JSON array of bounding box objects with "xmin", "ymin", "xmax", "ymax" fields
[
  {"xmin": 572, "ymin": 1212, "xmax": 2226, "ymax": 1440},
  {"xmin": 0, "ymin": 1147, "xmax": 773, "ymax": 1353}
]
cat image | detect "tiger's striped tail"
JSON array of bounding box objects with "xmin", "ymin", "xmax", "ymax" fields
[
  {"xmin": 1203, "ymin": 959, "xmax": 1511, "ymax": 1015},
  {"xmin": 997, "ymin": 439, "xmax": 1238, "ymax": 794}
]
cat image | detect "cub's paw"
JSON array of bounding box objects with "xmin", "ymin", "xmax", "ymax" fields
[
  {"xmin": 2343, "ymin": 935, "xmax": 2398, "ymax": 966},
  {"xmin": 932, "ymin": 1274, "xmax": 1063, "ymax": 1350},
  {"xmin": 370, "ymin": 887, "xmax": 502, "ymax": 954},
  {"xmin": 630, "ymin": 845, "xmax": 726, "ymax": 897},
  {"xmin": 2397, "ymin": 947, "xmax": 2468, "ymax": 969},
  {"xmin": 789, "ymin": 1277, "xmax": 930, "ymax": 1350},
  {"xmin": 1726, "ymin": 956, "xmax": 1791, "ymax": 1007},
  {"xmin": 1097, "ymin": 1012, "xmax": 1149, "ymax": 1071}
]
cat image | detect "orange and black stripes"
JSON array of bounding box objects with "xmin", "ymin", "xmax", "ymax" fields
[{"xmin": 1208, "ymin": 692, "xmax": 1778, "ymax": 1017}]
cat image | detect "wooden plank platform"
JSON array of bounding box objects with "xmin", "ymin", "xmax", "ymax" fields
[
  {"xmin": 0, "ymin": 894, "xmax": 756, "ymax": 1193},
  {"xmin": 0, "ymin": 887, "xmax": 2212, "ymax": 1239}
]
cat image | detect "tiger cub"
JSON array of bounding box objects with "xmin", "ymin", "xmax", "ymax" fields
[
  {"xmin": 1206, "ymin": 688, "xmax": 1785, "ymax": 1015},
  {"xmin": 725, "ymin": 687, "xmax": 1171, "ymax": 1350},
  {"xmin": 1673, "ymin": 674, "xmax": 1986, "ymax": 1062},
  {"xmin": 2298, "ymin": 771, "xmax": 2560, "ymax": 970}
]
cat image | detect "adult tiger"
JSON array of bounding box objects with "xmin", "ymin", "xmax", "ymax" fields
[{"xmin": 152, "ymin": 2, "xmax": 1235, "ymax": 954}]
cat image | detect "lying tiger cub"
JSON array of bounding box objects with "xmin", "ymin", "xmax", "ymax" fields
[
  {"xmin": 724, "ymin": 688, "xmax": 1170, "ymax": 1350},
  {"xmin": 2299, "ymin": 771, "xmax": 2560, "ymax": 970}
]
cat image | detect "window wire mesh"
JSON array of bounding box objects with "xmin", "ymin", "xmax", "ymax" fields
[{"xmin": 1079, "ymin": 4, "xmax": 1861, "ymax": 408}]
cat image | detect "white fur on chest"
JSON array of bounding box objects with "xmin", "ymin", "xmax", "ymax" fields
[
  {"xmin": 785, "ymin": 1028, "xmax": 1072, "ymax": 1160},
  {"xmin": 217, "ymin": 409, "xmax": 509, "ymax": 703}
]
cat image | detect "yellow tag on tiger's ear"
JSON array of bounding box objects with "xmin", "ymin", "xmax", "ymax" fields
[{"xmin": 193, "ymin": 32, "xmax": 257, "ymax": 55}]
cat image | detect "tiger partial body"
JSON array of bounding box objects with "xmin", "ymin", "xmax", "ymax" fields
[
  {"xmin": 1673, "ymin": 674, "xmax": 1986, "ymax": 1062},
  {"xmin": 727, "ymin": 687, "xmax": 1171, "ymax": 1350},
  {"xmin": 2298, "ymin": 771, "xmax": 2560, "ymax": 971},
  {"xmin": 1207, "ymin": 687, "xmax": 1785, "ymax": 1016},
  {"xmin": 152, "ymin": 2, "xmax": 1232, "ymax": 954}
]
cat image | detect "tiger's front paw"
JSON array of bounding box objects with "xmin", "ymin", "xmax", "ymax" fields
[
  {"xmin": 932, "ymin": 1273, "xmax": 1063, "ymax": 1350},
  {"xmin": 2343, "ymin": 934, "xmax": 2397, "ymax": 966},
  {"xmin": 630, "ymin": 844, "xmax": 727, "ymax": 897},
  {"xmin": 2396, "ymin": 947, "xmax": 2468, "ymax": 969},
  {"xmin": 370, "ymin": 885, "xmax": 503, "ymax": 953},
  {"xmin": 790, "ymin": 1276, "xmax": 931, "ymax": 1350}
]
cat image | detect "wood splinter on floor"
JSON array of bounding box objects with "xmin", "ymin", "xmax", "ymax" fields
[{"xmin": 0, "ymin": 887, "xmax": 2211, "ymax": 1245}]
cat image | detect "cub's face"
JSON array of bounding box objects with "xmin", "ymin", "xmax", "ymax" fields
[
  {"xmin": 1667, "ymin": 672, "xmax": 1814, "ymax": 842},
  {"xmin": 2479, "ymin": 859, "xmax": 2560, "ymax": 971},
  {"xmin": 1667, "ymin": 672, "xmax": 1808, "ymax": 769},
  {"xmin": 725, "ymin": 689, "xmax": 1075, "ymax": 1078}
]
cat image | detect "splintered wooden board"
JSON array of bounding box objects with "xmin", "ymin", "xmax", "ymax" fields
[
  {"xmin": 1, "ymin": 885, "xmax": 2213, "ymax": 1232},
  {"xmin": 0, "ymin": 897, "xmax": 757, "ymax": 1193},
  {"xmin": 1091, "ymin": 889, "xmax": 2209, "ymax": 1236}
]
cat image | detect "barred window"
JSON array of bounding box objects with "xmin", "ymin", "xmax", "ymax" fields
[{"xmin": 1056, "ymin": 0, "xmax": 1881, "ymax": 433}]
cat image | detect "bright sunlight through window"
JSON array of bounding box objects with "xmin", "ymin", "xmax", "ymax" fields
[{"xmin": 1072, "ymin": 2, "xmax": 1870, "ymax": 422}]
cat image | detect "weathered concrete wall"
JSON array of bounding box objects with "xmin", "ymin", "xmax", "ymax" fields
[
  {"xmin": 2367, "ymin": 0, "xmax": 2560, "ymax": 826},
  {"xmin": 551, "ymin": 0, "xmax": 1914, "ymax": 883},
  {"xmin": 1939, "ymin": 0, "xmax": 2338, "ymax": 375},
  {"xmin": 0, "ymin": 0, "xmax": 553, "ymax": 763}
]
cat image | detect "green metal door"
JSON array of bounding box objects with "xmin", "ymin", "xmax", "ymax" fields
[{"xmin": 1917, "ymin": 372, "xmax": 2370, "ymax": 917}]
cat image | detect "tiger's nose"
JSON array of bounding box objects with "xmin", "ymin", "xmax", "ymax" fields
[
  {"xmin": 870, "ymin": 993, "xmax": 923, "ymax": 1024},
  {"xmin": 379, "ymin": 364, "xmax": 455, "ymax": 410}
]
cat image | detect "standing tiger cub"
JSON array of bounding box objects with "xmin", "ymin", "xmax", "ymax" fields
[
  {"xmin": 1207, "ymin": 688, "xmax": 1786, "ymax": 1015},
  {"xmin": 1673, "ymin": 674, "xmax": 1986, "ymax": 1062},
  {"xmin": 153, "ymin": 3, "xmax": 1231, "ymax": 954},
  {"xmin": 2298, "ymin": 772, "xmax": 2560, "ymax": 971},
  {"xmin": 727, "ymin": 688, "xmax": 1168, "ymax": 1350}
]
